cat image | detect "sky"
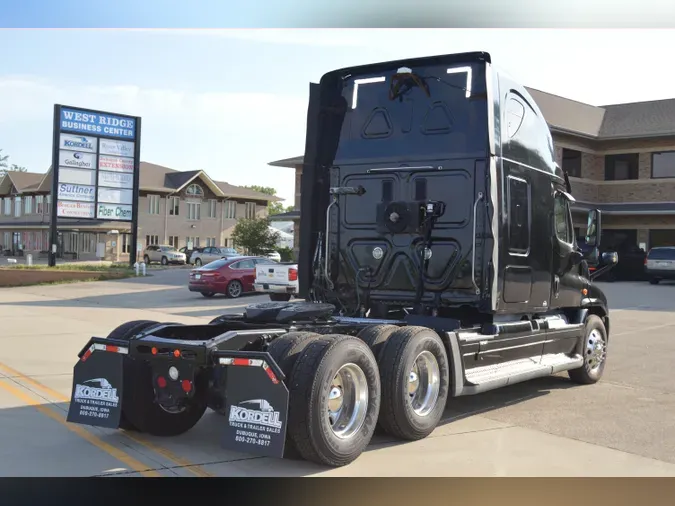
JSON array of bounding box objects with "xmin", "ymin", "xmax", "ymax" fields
[{"xmin": 2, "ymin": 28, "xmax": 675, "ymax": 205}]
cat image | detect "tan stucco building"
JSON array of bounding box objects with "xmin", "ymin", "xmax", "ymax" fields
[{"xmin": 0, "ymin": 162, "xmax": 277, "ymax": 261}]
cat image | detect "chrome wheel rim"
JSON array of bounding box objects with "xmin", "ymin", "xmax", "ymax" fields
[
  {"xmin": 585, "ymin": 329, "xmax": 606, "ymax": 373},
  {"xmin": 408, "ymin": 350, "xmax": 441, "ymax": 417},
  {"xmin": 327, "ymin": 363, "xmax": 368, "ymax": 439},
  {"xmin": 229, "ymin": 282, "xmax": 242, "ymax": 297}
]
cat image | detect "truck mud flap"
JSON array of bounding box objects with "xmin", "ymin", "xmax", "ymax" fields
[
  {"xmin": 66, "ymin": 338, "xmax": 128, "ymax": 429},
  {"xmin": 213, "ymin": 350, "xmax": 289, "ymax": 459}
]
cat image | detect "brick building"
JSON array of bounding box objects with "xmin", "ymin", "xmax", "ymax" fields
[
  {"xmin": 269, "ymin": 87, "xmax": 675, "ymax": 256},
  {"xmin": 0, "ymin": 162, "xmax": 277, "ymax": 261}
]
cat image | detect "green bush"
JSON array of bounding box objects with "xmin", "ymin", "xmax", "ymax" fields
[{"xmin": 278, "ymin": 246, "xmax": 294, "ymax": 262}]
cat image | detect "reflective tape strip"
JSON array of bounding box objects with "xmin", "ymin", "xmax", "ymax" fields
[
  {"xmin": 218, "ymin": 357, "xmax": 279, "ymax": 384},
  {"xmin": 81, "ymin": 343, "xmax": 130, "ymax": 361},
  {"xmin": 218, "ymin": 357, "xmax": 264, "ymax": 367}
]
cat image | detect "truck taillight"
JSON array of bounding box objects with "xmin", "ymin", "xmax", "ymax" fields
[{"xmin": 288, "ymin": 268, "xmax": 298, "ymax": 281}]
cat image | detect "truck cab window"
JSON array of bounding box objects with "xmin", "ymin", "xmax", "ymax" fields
[{"xmin": 554, "ymin": 194, "xmax": 573, "ymax": 244}]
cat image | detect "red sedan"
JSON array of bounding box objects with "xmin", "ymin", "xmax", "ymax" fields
[{"xmin": 188, "ymin": 256, "xmax": 276, "ymax": 298}]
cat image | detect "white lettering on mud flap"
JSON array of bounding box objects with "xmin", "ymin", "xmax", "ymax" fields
[
  {"xmin": 72, "ymin": 378, "xmax": 119, "ymax": 420},
  {"xmin": 229, "ymin": 399, "xmax": 282, "ymax": 430}
]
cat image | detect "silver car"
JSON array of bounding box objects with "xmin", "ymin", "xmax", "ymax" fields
[
  {"xmin": 143, "ymin": 245, "xmax": 187, "ymax": 266},
  {"xmin": 191, "ymin": 247, "xmax": 239, "ymax": 266}
]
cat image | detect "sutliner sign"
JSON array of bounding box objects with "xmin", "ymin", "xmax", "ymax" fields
[
  {"xmin": 58, "ymin": 183, "xmax": 96, "ymax": 202},
  {"xmin": 98, "ymin": 155, "xmax": 134, "ymax": 173},
  {"xmin": 58, "ymin": 150, "xmax": 96, "ymax": 170},
  {"xmin": 59, "ymin": 133, "xmax": 98, "ymax": 154},
  {"xmin": 99, "ymin": 139, "xmax": 135, "ymax": 158},
  {"xmin": 97, "ymin": 203, "xmax": 132, "ymax": 221},
  {"xmin": 57, "ymin": 201, "xmax": 96, "ymax": 219},
  {"xmin": 98, "ymin": 187, "xmax": 133, "ymax": 205},
  {"xmin": 98, "ymin": 171, "xmax": 133, "ymax": 189},
  {"xmin": 60, "ymin": 167, "xmax": 97, "ymax": 186}
]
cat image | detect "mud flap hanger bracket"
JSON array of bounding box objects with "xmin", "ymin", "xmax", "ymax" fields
[
  {"xmin": 212, "ymin": 350, "xmax": 286, "ymax": 384},
  {"xmin": 77, "ymin": 336, "xmax": 130, "ymax": 361}
]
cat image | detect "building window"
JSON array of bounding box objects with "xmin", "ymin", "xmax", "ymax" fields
[
  {"xmin": 148, "ymin": 194, "xmax": 160, "ymax": 215},
  {"xmin": 186, "ymin": 236, "xmax": 200, "ymax": 248},
  {"xmin": 186, "ymin": 184, "xmax": 204, "ymax": 197},
  {"xmin": 46, "ymin": 195, "xmax": 51, "ymax": 214},
  {"xmin": 3, "ymin": 231, "xmax": 10, "ymax": 250},
  {"xmin": 145, "ymin": 235, "xmax": 159, "ymax": 247},
  {"xmin": 168, "ymin": 236, "xmax": 179, "ymax": 248},
  {"xmin": 24, "ymin": 196, "xmax": 33, "ymax": 215},
  {"xmin": 205, "ymin": 237, "xmax": 217, "ymax": 247},
  {"xmin": 224, "ymin": 200, "xmax": 236, "ymax": 219},
  {"xmin": 187, "ymin": 201, "xmax": 201, "ymax": 220},
  {"xmin": 245, "ymin": 202, "xmax": 256, "ymax": 219},
  {"xmin": 605, "ymin": 153, "xmax": 639, "ymax": 180},
  {"xmin": 651, "ymin": 151, "xmax": 675, "ymax": 179},
  {"xmin": 169, "ymin": 197, "xmax": 180, "ymax": 216},
  {"xmin": 554, "ymin": 194, "xmax": 573, "ymax": 244},
  {"xmin": 81, "ymin": 233, "xmax": 95, "ymax": 254},
  {"xmin": 208, "ymin": 199, "xmax": 217, "ymax": 219},
  {"xmin": 562, "ymin": 148, "xmax": 582, "ymax": 178},
  {"xmin": 507, "ymin": 176, "xmax": 530, "ymax": 254},
  {"xmin": 1, "ymin": 198, "xmax": 8, "ymax": 216},
  {"xmin": 35, "ymin": 231, "xmax": 43, "ymax": 251},
  {"xmin": 225, "ymin": 238, "xmax": 234, "ymax": 248},
  {"xmin": 14, "ymin": 197, "xmax": 21, "ymax": 217},
  {"xmin": 122, "ymin": 234, "xmax": 131, "ymax": 253},
  {"xmin": 35, "ymin": 195, "xmax": 44, "ymax": 214}
]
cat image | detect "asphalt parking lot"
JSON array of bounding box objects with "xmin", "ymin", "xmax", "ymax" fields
[{"xmin": 1, "ymin": 269, "xmax": 675, "ymax": 477}]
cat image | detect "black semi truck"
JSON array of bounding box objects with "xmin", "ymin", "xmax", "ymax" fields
[{"xmin": 66, "ymin": 51, "xmax": 618, "ymax": 468}]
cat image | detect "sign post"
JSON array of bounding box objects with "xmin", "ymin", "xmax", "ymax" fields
[{"xmin": 49, "ymin": 105, "xmax": 141, "ymax": 267}]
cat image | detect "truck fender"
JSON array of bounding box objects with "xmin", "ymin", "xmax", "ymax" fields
[{"xmin": 440, "ymin": 331, "xmax": 465, "ymax": 398}]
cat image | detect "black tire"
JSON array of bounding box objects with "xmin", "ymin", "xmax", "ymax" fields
[
  {"xmin": 649, "ymin": 278, "xmax": 660, "ymax": 285},
  {"xmin": 143, "ymin": 255, "xmax": 150, "ymax": 264},
  {"xmin": 111, "ymin": 320, "xmax": 207, "ymax": 436},
  {"xmin": 106, "ymin": 320, "xmax": 161, "ymax": 432},
  {"xmin": 287, "ymin": 335, "xmax": 381, "ymax": 467},
  {"xmin": 568, "ymin": 314, "xmax": 608, "ymax": 385},
  {"xmin": 377, "ymin": 326, "xmax": 450, "ymax": 441},
  {"xmin": 195, "ymin": 258, "xmax": 202, "ymax": 267},
  {"xmin": 357, "ymin": 324, "xmax": 399, "ymax": 361},
  {"xmin": 269, "ymin": 293, "xmax": 292, "ymax": 302},
  {"xmin": 201, "ymin": 292, "xmax": 215, "ymax": 298},
  {"xmin": 226, "ymin": 279, "xmax": 243, "ymax": 298},
  {"xmin": 161, "ymin": 256, "xmax": 168, "ymax": 266},
  {"xmin": 266, "ymin": 331, "xmax": 322, "ymax": 459}
]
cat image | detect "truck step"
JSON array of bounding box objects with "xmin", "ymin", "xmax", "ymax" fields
[{"xmin": 461, "ymin": 353, "xmax": 583, "ymax": 395}]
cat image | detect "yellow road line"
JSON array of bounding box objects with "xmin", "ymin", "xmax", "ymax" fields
[
  {"xmin": 0, "ymin": 378, "xmax": 161, "ymax": 477},
  {"xmin": 0, "ymin": 362, "xmax": 211, "ymax": 477}
]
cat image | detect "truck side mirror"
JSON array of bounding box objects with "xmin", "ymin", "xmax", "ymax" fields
[{"xmin": 585, "ymin": 209, "xmax": 602, "ymax": 248}]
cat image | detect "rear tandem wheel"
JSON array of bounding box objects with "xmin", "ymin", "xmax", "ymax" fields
[{"xmin": 106, "ymin": 320, "xmax": 208, "ymax": 436}]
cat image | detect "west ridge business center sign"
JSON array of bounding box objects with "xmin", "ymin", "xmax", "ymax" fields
[{"xmin": 48, "ymin": 105, "xmax": 142, "ymax": 266}]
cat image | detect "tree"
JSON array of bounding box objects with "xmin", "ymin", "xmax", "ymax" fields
[
  {"xmin": 231, "ymin": 217, "xmax": 280, "ymax": 255},
  {"xmin": 243, "ymin": 185, "xmax": 294, "ymax": 216},
  {"xmin": 0, "ymin": 149, "xmax": 26, "ymax": 177}
]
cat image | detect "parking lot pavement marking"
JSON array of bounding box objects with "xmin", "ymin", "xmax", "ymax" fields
[
  {"xmin": 0, "ymin": 361, "xmax": 212, "ymax": 478},
  {"xmin": 0, "ymin": 377, "xmax": 162, "ymax": 477}
]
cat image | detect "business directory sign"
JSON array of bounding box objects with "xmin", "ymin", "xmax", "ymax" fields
[
  {"xmin": 49, "ymin": 104, "xmax": 142, "ymax": 265},
  {"xmin": 51, "ymin": 105, "xmax": 141, "ymax": 223}
]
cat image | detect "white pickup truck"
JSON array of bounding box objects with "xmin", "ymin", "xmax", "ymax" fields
[{"xmin": 253, "ymin": 262, "xmax": 299, "ymax": 301}]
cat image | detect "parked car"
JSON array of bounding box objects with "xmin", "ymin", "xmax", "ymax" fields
[
  {"xmin": 188, "ymin": 256, "xmax": 277, "ymax": 298},
  {"xmin": 143, "ymin": 245, "xmax": 186, "ymax": 265},
  {"xmin": 645, "ymin": 246, "xmax": 675, "ymax": 284},
  {"xmin": 179, "ymin": 246, "xmax": 202, "ymax": 265},
  {"xmin": 190, "ymin": 247, "xmax": 240, "ymax": 266},
  {"xmin": 253, "ymin": 261, "xmax": 298, "ymax": 301}
]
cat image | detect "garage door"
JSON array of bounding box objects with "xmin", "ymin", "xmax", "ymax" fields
[
  {"xmin": 602, "ymin": 229, "xmax": 638, "ymax": 251},
  {"xmin": 649, "ymin": 229, "xmax": 675, "ymax": 248}
]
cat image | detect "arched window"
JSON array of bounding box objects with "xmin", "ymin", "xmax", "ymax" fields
[{"xmin": 186, "ymin": 183, "xmax": 204, "ymax": 197}]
